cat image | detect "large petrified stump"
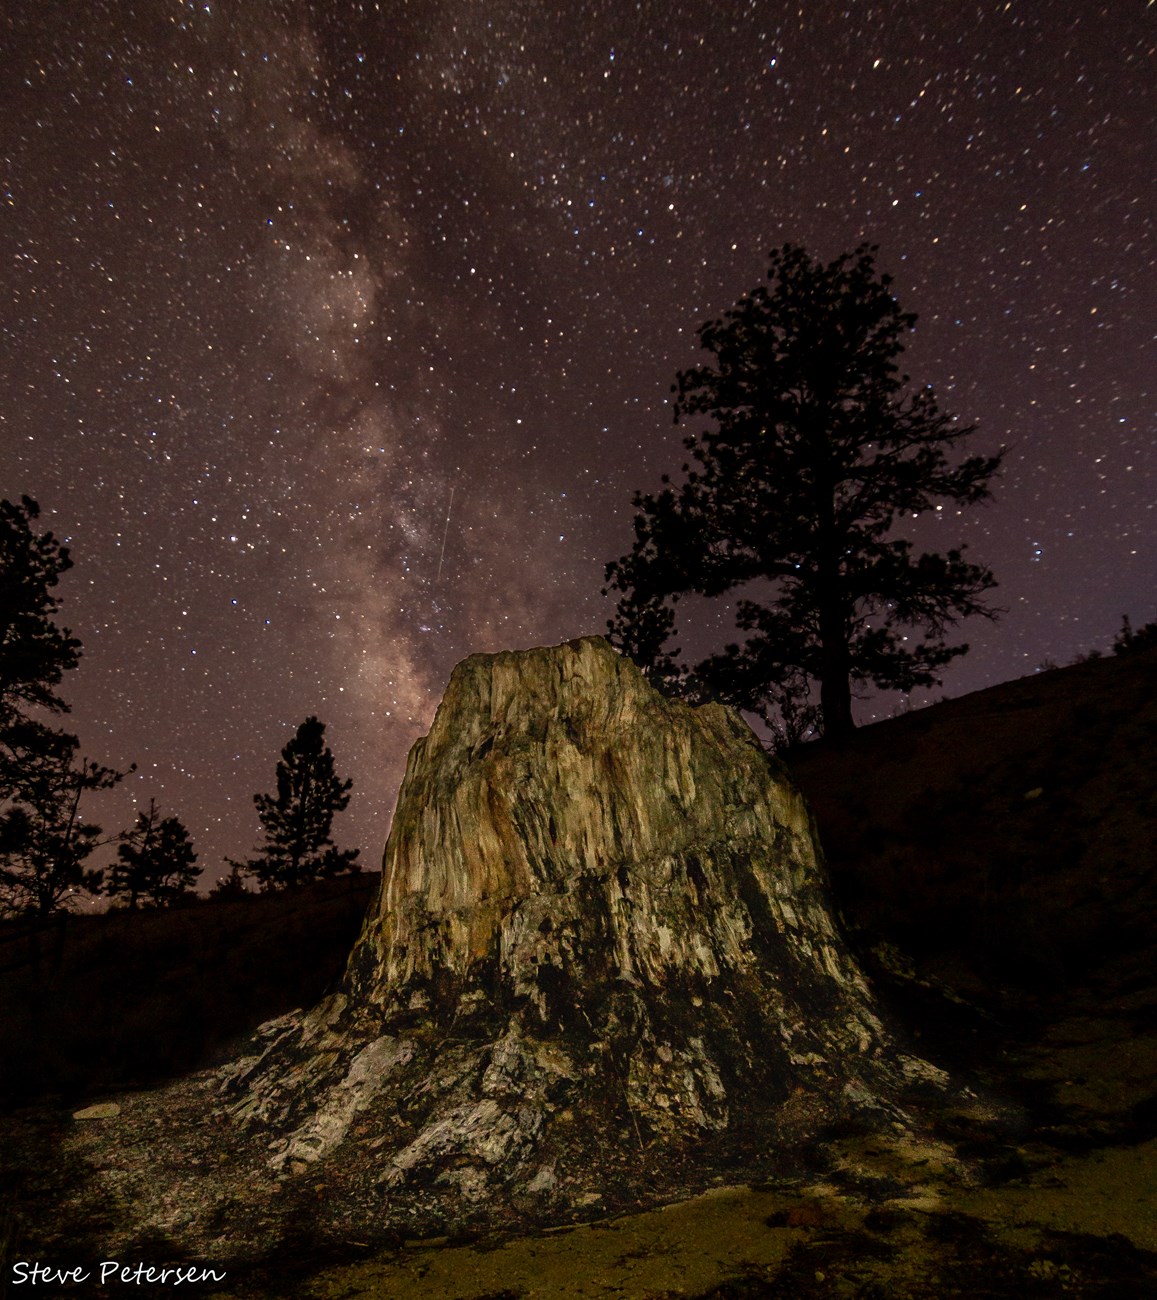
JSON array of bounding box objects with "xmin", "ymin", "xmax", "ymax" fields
[{"xmin": 227, "ymin": 636, "xmax": 943, "ymax": 1220}]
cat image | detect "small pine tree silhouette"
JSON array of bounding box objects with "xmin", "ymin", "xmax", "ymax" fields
[
  {"xmin": 1113, "ymin": 613, "xmax": 1157, "ymax": 657},
  {"xmin": 106, "ymin": 800, "xmax": 200, "ymax": 909},
  {"xmin": 232, "ymin": 717, "xmax": 360, "ymax": 890}
]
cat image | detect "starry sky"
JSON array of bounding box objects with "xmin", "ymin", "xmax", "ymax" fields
[{"xmin": 3, "ymin": 0, "xmax": 1154, "ymax": 885}]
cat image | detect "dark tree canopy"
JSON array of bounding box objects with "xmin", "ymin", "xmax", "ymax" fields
[
  {"xmin": 605, "ymin": 243, "xmax": 1003, "ymax": 742},
  {"xmin": 1, "ymin": 497, "xmax": 85, "ymax": 803},
  {"xmin": 0, "ymin": 739, "xmax": 124, "ymax": 917},
  {"xmin": 1113, "ymin": 613, "xmax": 1157, "ymax": 657},
  {"xmin": 0, "ymin": 497, "xmax": 81, "ymax": 724},
  {"xmin": 210, "ymin": 862, "xmax": 251, "ymax": 899},
  {"xmin": 234, "ymin": 716, "xmax": 360, "ymax": 890},
  {"xmin": 0, "ymin": 498, "xmax": 126, "ymax": 915},
  {"xmin": 105, "ymin": 799, "xmax": 200, "ymax": 910}
]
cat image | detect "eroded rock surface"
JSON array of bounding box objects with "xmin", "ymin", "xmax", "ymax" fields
[{"xmin": 222, "ymin": 636, "xmax": 945, "ymax": 1232}]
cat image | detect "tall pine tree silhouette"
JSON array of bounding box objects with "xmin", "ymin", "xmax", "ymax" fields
[
  {"xmin": 605, "ymin": 244, "xmax": 1002, "ymax": 743},
  {"xmin": 1, "ymin": 497, "xmax": 128, "ymax": 915}
]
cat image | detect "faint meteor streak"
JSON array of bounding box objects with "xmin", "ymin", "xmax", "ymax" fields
[{"xmin": 435, "ymin": 486, "xmax": 455, "ymax": 583}]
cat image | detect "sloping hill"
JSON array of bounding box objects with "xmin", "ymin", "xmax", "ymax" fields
[
  {"xmin": 0, "ymin": 872, "xmax": 379, "ymax": 1101},
  {"xmin": 789, "ymin": 645, "xmax": 1157, "ymax": 989}
]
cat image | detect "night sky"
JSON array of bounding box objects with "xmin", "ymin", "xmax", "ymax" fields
[{"xmin": 3, "ymin": 1, "xmax": 1154, "ymax": 885}]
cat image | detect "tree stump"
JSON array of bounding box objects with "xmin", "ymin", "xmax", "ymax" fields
[{"xmin": 227, "ymin": 636, "xmax": 945, "ymax": 1223}]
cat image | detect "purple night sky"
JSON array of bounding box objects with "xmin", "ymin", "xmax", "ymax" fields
[{"xmin": 4, "ymin": 1, "xmax": 1154, "ymax": 882}]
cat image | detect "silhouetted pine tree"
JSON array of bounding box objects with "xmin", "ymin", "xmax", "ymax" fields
[
  {"xmin": 106, "ymin": 800, "xmax": 200, "ymax": 909},
  {"xmin": 232, "ymin": 717, "xmax": 360, "ymax": 890},
  {"xmin": 605, "ymin": 244, "xmax": 1003, "ymax": 743},
  {"xmin": 0, "ymin": 496, "xmax": 83, "ymax": 804},
  {"xmin": 1113, "ymin": 614, "xmax": 1157, "ymax": 656},
  {"xmin": 210, "ymin": 863, "xmax": 251, "ymax": 899},
  {"xmin": 0, "ymin": 740, "xmax": 123, "ymax": 917},
  {"xmin": 0, "ymin": 498, "xmax": 129, "ymax": 916}
]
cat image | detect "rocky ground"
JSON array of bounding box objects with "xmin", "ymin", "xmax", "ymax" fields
[{"xmin": 2, "ymin": 646, "xmax": 1154, "ymax": 1297}]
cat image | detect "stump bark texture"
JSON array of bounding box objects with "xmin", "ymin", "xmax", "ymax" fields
[{"xmin": 229, "ymin": 636, "xmax": 943, "ymax": 1217}]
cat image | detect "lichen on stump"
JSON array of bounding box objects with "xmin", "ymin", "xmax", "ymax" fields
[{"xmin": 229, "ymin": 635, "xmax": 945, "ymax": 1216}]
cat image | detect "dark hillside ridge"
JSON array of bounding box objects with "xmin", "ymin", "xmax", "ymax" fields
[
  {"xmin": 790, "ymin": 646, "xmax": 1157, "ymax": 988},
  {"xmin": 0, "ymin": 873, "xmax": 378, "ymax": 1102}
]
